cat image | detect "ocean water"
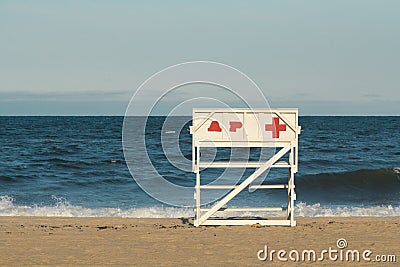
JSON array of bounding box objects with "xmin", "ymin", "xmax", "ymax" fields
[{"xmin": 0, "ymin": 116, "xmax": 399, "ymax": 218}]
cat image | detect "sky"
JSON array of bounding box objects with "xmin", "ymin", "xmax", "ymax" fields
[{"xmin": 0, "ymin": 0, "xmax": 399, "ymax": 115}]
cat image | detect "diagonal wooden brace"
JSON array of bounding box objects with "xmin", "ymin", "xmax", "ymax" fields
[{"xmin": 197, "ymin": 144, "xmax": 292, "ymax": 226}]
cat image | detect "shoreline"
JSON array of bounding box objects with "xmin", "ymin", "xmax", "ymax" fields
[{"xmin": 1, "ymin": 216, "xmax": 399, "ymax": 266}]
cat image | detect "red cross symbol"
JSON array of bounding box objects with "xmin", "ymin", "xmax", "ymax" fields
[{"xmin": 265, "ymin": 117, "xmax": 286, "ymax": 138}]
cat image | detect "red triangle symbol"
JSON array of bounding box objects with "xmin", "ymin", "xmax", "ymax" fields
[{"xmin": 208, "ymin": 121, "xmax": 222, "ymax": 132}]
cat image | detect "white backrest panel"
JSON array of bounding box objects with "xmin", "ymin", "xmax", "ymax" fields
[{"xmin": 192, "ymin": 108, "xmax": 299, "ymax": 147}]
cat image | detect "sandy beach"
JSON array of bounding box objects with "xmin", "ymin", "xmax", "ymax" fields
[{"xmin": 0, "ymin": 216, "xmax": 399, "ymax": 266}]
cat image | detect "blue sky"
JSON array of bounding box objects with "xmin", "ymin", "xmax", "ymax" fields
[{"xmin": 0, "ymin": 0, "xmax": 399, "ymax": 115}]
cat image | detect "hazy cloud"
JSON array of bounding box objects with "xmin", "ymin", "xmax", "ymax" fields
[{"xmin": 0, "ymin": 90, "xmax": 131, "ymax": 102}]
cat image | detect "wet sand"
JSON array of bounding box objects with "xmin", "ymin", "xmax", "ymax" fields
[{"xmin": 0, "ymin": 216, "xmax": 399, "ymax": 266}]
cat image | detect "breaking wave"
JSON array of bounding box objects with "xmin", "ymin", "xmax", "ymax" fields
[{"xmin": 1, "ymin": 196, "xmax": 399, "ymax": 218}]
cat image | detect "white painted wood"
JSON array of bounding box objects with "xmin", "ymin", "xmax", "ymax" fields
[
  {"xmin": 197, "ymin": 145, "xmax": 291, "ymax": 226},
  {"xmin": 192, "ymin": 108, "xmax": 299, "ymax": 147},
  {"xmin": 198, "ymin": 161, "xmax": 290, "ymax": 168},
  {"xmin": 200, "ymin": 184, "xmax": 288, "ymax": 189},
  {"xmin": 203, "ymin": 219, "xmax": 293, "ymax": 226},
  {"xmin": 192, "ymin": 108, "xmax": 300, "ymax": 227},
  {"xmin": 200, "ymin": 207, "xmax": 285, "ymax": 212},
  {"xmin": 194, "ymin": 146, "xmax": 201, "ymax": 227}
]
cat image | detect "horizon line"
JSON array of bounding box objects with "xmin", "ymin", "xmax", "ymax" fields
[{"xmin": 1, "ymin": 114, "xmax": 399, "ymax": 117}]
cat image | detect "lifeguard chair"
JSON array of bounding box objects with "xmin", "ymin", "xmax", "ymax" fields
[{"xmin": 190, "ymin": 108, "xmax": 301, "ymax": 226}]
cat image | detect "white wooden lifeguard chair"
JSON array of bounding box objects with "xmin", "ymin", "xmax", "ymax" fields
[{"xmin": 190, "ymin": 108, "xmax": 301, "ymax": 226}]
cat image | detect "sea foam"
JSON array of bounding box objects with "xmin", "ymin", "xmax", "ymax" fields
[{"xmin": 1, "ymin": 196, "xmax": 399, "ymax": 218}]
